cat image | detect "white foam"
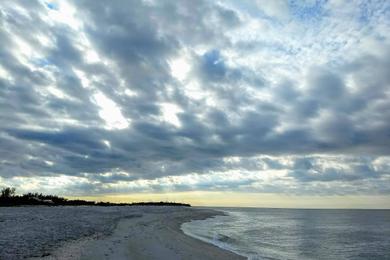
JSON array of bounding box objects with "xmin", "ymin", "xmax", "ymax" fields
[{"xmin": 181, "ymin": 217, "xmax": 250, "ymax": 259}]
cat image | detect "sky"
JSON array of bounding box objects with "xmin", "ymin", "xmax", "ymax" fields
[{"xmin": 0, "ymin": 0, "xmax": 390, "ymax": 208}]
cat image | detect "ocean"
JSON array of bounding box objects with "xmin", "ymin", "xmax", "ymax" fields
[{"xmin": 181, "ymin": 208, "xmax": 390, "ymax": 260}]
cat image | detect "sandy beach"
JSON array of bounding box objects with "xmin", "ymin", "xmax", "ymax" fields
[{"xmin": 0, "ymin": 206, "xmax": 244, "ymax": 260}]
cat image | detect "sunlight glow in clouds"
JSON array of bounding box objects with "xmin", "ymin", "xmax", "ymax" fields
[
  {"xmin": 44, "ymin": 0, "xmax": 81, "ymax": 30},
  {"xmin": 169, "ymin": 56, "xmax": 191, "ymax": 81},
  {"xmin": 160, "ymin": 103, "xmax": 183, "ymax": 127},
  {"xmin": 93, "ymin": 92, "xmax": 129, "ymax": 130},
  {"xmin": 0, "ymin": 65, "xmax": 9, "ymax": 80}
]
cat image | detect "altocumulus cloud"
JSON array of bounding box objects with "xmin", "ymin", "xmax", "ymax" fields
[{"xmin": 0, "ymin": 0, "xmax": 389, "ymax": 196}]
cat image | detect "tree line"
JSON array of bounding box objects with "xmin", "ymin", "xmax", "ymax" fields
[{"xmin": 0, "ymin": 187, "xmax": 190, "ymax": 207}]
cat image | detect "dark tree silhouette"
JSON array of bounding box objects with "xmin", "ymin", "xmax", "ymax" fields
[
  {"xmin": 1, "ymin": 187, "xmax": 15, "ymax": 198},
  {"xmin": 0, "ymin": 187, "xmax": 190, "ymax": 207}
]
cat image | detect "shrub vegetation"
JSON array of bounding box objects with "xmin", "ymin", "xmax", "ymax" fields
[{"xmin": 0, "ymin": 187, "xmax": 190, "ymax": 207}]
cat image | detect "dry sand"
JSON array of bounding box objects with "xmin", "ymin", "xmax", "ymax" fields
[{"xmin": 0, "ymin": 206, "xmax": 244, "ymax": 260}]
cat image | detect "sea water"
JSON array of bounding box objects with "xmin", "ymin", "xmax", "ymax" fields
[{"xmin": 181, "ymin": 208, "xmax": 390, "ymax": 260}]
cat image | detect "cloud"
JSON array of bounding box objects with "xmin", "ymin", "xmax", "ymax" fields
[
  {"xmin": 289, "ymin": 156, "xmax": 384, "ymax": 182},
  {"xmin": 255, "ymin": 0, "xmax": 290, "ymax": 20},
  {"xmin": 0, "ymin": 0, "xmax": 389, "ymax": 197}
]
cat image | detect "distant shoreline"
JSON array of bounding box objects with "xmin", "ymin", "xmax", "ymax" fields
[
  {"xmin": 0, "ymin": 187, "xmax": 190, "ymax": 207},
  {"xmin": 0, "ymin": 201, "xmax": 191, "ymax": 207}
]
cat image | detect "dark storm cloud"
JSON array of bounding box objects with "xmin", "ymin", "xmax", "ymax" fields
[{"xmin": 0, "ymin": 0, "xmax": 389, "ymax": 195}]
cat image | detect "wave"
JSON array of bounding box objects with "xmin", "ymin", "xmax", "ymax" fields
[
  {"xmin": 181, "ymin": 218, "xmax": 250, "ymax": 259},
  {"xmin": 213, "ymin": 233, "xmax": 235, "ymax": 243}
]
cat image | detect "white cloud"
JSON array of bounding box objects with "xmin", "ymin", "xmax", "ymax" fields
[
  {"xmin": 159, "ymin": 103, "xmax": 182, "ymax": 127},
  {"xmin": 169, "ymin": 56, "xmax": 191, "ymax": 81},
  {"xmin": 92, "ymin": 92, "xmax": 129, "ymax": 130},
  {"xmin": 255, "ymin": 0, "xmax": 290, "ymax": 20}
]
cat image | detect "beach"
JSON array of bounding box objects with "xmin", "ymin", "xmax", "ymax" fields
[{"xmin": 0, "ymin": 206, "xmax": 244, "ymax": 260}]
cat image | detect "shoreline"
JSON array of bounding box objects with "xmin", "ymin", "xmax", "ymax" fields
[
  {"xmin": 181, "ymin": 217, "xmax": 248, "ymax": 259},
  {"xmin": 30, "ymin": 206, "xmax": 245, "ymax": 260}
]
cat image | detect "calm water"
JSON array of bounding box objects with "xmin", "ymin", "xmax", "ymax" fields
[{"xmin": 182, "ymin": 208, "xmax": 390, "ymax": 260}]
